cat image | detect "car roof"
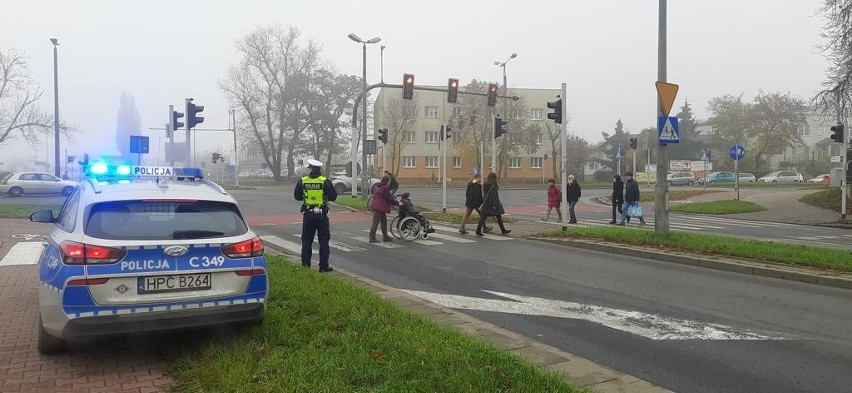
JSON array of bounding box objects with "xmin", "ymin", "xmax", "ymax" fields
[{"xmin": 78, "ymin": 179, "xmax": 235, "ymax": 205}]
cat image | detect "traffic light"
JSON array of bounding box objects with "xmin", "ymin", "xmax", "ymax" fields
[
  {"xmin": 830, "ymin": 123, "xmax": 845, "ymax": 143},
  {"xmin": 546, "ymin": 99, "xmax": 562, "ymax": 124},
  {"xmin": 707, "ymin": 150, "xmax": 712, "ymax": 163},
  {"xmin": 211, "ymin": 152, "xmax": 221, "ymax": 164},
  {"xmin": 629, "ymin": 138, "xmax": 638, "ymax": 150},
  {"xmin": 171, "ymin": 110, "xmax": 185, "ymax": 132},
  {"xmin": 187, "ymin": 100, "xmax": 204, "ymax": 129},
  {"xmin": 403, "ymin": 73, "xmax": 415, "ymax": 100},
  {"xmin": 378, "ymin": 128, "xmax": 388, "ymax": 144},
  {"xmin": 441, "ymin": 125, "xmax": 453, "ymax": 141},
  {"xmin": 487, "ymin": 84, "xmax": 498, "ymax": 107},
  {"xmin": 493, "ymin": 116, "xmax": 508, "ymax": 139},
  {"xmin": 447, "ymin": 78, "xmax": 459, "ymax": 103}
]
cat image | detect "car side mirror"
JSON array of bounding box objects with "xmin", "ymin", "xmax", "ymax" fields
[{"xmin": 30, "ymin": 210, "xmax": 55, "ymax": 223}]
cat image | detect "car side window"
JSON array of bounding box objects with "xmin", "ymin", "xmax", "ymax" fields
[
  {"xmin": 55, "ymin": 190, "xmax": 80, "ymax": 231},
  {"xmin": 42, "ymin": 174, "xmax": 58, "ymax": 181},
  {"xmin": 19, "ymin": 174, "xmax": 35, "ymax": 181}
]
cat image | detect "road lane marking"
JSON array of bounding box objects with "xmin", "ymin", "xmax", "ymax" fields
[
  {"xmin": 357, "ymin": 230, "xmax": 445, "ymax": 245},
  {"xmin": 350, "ymin": 236, "xmax": 406, "ymax": 248},
  {"xmin": 403, "ymin": 290, "xmax": 788, "ymax": 341},
  {"xmin": 0, "ymin": 242, "xmax": 44, "ymax": 266},
  {"xmin": 427, "ymin": 232, "xmax": 477, "ymax": 243}
]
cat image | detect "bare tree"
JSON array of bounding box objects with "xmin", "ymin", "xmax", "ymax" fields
[
  {"xmin": 815, "ymin": 0, "xmax": 852, "ymax": 116},
  {"xmin": 0, "ymin": 49, "xmax": 54, "ymax": 147},
  {"xmin": 220, "ymin": 25, "xmax": 324, "ymax": 181},
  {"xmin": 382, "ymin": 96, "xmax": 418, "ymax": 175},
  {"xmin": 303, "ymin": 70, "xmax": 360, "ymax": 174}
]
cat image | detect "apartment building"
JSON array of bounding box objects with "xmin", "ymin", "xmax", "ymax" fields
[{"xmin": 372, "ymin": 85, "xmax": 561, "ymax": 184}]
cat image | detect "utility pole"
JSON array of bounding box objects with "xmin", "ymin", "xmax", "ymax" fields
[
  {"xmin": 360, "ymin": 42, "xmax": 369, "ymax": 200},
  {"xmin": 232, "ymin": 109, "xmax": 240, "ymax": 188},
  {"xmin": 838, "ymin": 92, "xmax": 847, "ymax": 219},
  {"xmin": 655, "ymin": 0, "xmax": 670, "ymax": 235},
  {"xmin": 560, "ymin": 83, "xmax": 569, "ymax": 231}
]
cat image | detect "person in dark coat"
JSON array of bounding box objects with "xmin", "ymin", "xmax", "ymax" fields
[
  {"xmin": 459, "ymin": 173, "xmax": 484, "ymax": 234},
  {"xmin": 369, "ymin": 175, "xmax": 399, "ymax": 243},
  {"xmin": 476, "ymin": 172, "xmax": 510, "ymax": 236},
  {"xmin": 620, "ymin": 172, "xmax": 646, "ymax": 226},
  {"xmin": 610, "ymin": 175, "xmax": 624, "ymax": 224},
  {"xmin": 566, "ymin": 174, "xmax": 581, "ymax": 224},
  {"xmin": 384, "ymin": 170, "xmax": 399, "ymax": 195}
]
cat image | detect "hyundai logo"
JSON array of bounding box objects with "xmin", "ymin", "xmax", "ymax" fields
[{"xmin": 163, "ymin": 245, "xmax": 189, "ymax": 257}]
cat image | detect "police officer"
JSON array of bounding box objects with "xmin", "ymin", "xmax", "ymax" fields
[{"xmin": 293, "ymin": 159, "xmax": 337, "ymax": 272}]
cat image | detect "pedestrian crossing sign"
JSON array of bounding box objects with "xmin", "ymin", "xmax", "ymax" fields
[{"xmin": 658, "ymin": 116, "xmax": 679, "ymax": 144}]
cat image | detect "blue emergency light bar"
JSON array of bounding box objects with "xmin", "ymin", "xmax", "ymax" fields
[{"xmin": 85, "ymin": 164, "xmax": 204, "ymax": 179}]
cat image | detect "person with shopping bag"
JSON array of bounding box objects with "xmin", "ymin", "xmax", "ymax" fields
[{"xmin": 619, "ymin": 172, "xmax": 646, "ymax": 226}]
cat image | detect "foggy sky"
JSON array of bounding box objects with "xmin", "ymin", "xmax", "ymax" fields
[{"xmin": 0, "ymin": 0, "xmax": 829, "ymax": 166}]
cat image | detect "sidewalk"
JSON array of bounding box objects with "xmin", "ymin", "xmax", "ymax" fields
[{"xmin": 0, "ymin": 218, "xmax": 173, "ymax": 393}]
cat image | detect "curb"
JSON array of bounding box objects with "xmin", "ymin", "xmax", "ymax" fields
[
  {"xmin": 531, "ymin": 237, "xmax": 852, "ymax": 291},
  {"xmin": 263, "ymin": 248, "xmax": 669, "ymax": 393}
]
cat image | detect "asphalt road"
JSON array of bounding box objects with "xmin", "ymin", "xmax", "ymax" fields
[{"xmin": 247, "ymin": 189, "xmax": 852, "ymax": 393}]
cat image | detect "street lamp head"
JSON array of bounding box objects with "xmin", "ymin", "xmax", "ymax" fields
[
  {"xmin": 493, "ymin": 61, "xmax": 501, "ymax": 66},
  {"xmin": 347, "ymin": 33, "xmax": 363, "ymax": 43},
  {"xmin": 50, "ymin": 38, "xmax": 59, "ymax": 45},
  {"xmin": 381, "ymin": 45, "xmax": 386, "ymax": 50},
  {"xmin": 366, "ymin": 37, "xmax": 381, "ymax": 44},
  {"xmin": 510, "ymin": 53, "xmax": 517, "ymax": 59}
]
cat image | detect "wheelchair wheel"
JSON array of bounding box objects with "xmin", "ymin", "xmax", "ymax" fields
[
  {"xmin": 398, "ymin": 216, "xmax": 421, "ymax": 241},
  {"xmin": 421, "ymin": 232, "xmax": 429, "ymax": 240},
  {"xmin": 390, "ymin": 216, "xmax": 403, "ymax": 239}
]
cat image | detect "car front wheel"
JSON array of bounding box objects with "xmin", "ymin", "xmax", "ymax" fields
[
  {"xmin": 8, "ymin": 187, "xmax": 23, "ymax": 197},
  {"xmin": 687, "ymin": 180, "xmax": 694, "ymax": 186}
]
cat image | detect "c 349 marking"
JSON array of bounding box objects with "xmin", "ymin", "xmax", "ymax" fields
[{"xmin": 189, "ymin": 255, "xmax": 225, "ymax": 268}]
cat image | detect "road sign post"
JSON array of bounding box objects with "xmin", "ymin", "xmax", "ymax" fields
[
  {"xmin": 729, "ymin": 144, "xmax": 745, "ymax": 201},
  {"xmin": 654, "ymin": 77, "xmax": 678, "ymax": 234}
]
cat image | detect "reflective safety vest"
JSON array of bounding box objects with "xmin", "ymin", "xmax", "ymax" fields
[{"xmin": 302, "ymin": 175, "xmax": 327, "ymax": 206}]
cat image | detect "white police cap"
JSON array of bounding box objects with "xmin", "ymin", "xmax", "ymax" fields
[{"xmin": 306, "ymin": 159, "xmax": 324, "ymax": 168}]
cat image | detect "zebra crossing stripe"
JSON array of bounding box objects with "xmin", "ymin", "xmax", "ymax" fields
[
  {"xmin": 427, "ymin": 232, "xmax": 477, "ymax": 243},
  {"xmin": 294, "ymin": 234, "xmax": 367, "ymax": 252},
  {"xmin": 350, "ymin": 236, "xmax": 406, "ymax": 248},
  {"xmin": 261, "ymin": 235, "xmax": 311, "ymax": 255},
  {"xmin": 357, "ymin": 229, "xmax": 446, "ymax": 245},
  {"xmin": 430, "ymin": 225, "xmax": 514, "ymax": 241}
]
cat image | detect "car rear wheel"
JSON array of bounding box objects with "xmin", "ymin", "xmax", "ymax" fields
[
  {"xmin": 8, "ymin": 187, "xmax": 22, "ymax": 197},
  {"xmin": 61, "ymin": 186, "xmax": 74, "ymax": 196},
  {"xmin": 334, "ymin": 184, "xmax": 347, "ymax": 195},
  {"xmin": 37, "ymin": 315, "xmax": 66, "ymax": 355},
  {"xmin": 687, "ymin": 180, "xmax": 694, "ymax": 186},
  {"xmin": 772, "ymin": 180, "xmax": 778, "ymax": 183}
]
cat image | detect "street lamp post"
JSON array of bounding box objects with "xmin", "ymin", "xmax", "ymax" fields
[
  {"xmin": 50, "ymin": 38, "xmax": 60, "ymax": 177},
  {"xmin": 493, "ymin": 53, "xmax": 517, "ymax": 178},
  {"xmin": 380, "ymin": 45, "xmax": 386, "ymax": 83},
  {"xmin": 348, "ymin": 33, "xmax": 381, "ymax": 200}
]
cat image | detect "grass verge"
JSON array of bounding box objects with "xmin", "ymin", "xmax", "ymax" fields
[
  {"xmin": 422, "ymin": 211, "xmax": 515, "ymax": 224},
  {"xmin": 638, "ymin": 190, "xmax": 720, "ymax": 203},
  {"xmin": 0, "ymin": 204, "xmax": 59, "ymax": 219},
  {"xmin": 165, "ymin": 256, "xmax": 580, "ymax": 392},
  {"xmin": 669, "ymin": 200, "xmax": 766, "ymax": 215},
  {"xmin": 799, "ymin": 189, "xmax": 852, "ymax": 214},
  {"xmin": 539, "ymin": 226, "xmax": 852, "ymax": 272}
]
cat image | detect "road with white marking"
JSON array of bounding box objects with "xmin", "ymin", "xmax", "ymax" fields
[{"xmin": 242, "ymin": 189, "xmax": 852, "ymax": 393}]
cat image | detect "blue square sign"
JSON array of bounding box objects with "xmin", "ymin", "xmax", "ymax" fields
[{"xmin": 658, "ymin": 116, "xmax": 679, "ymax": 144}]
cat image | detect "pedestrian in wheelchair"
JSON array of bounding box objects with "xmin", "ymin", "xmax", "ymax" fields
[{"xmin": 399, "ymin": 192, "xmax": 435, "ymax": 233}]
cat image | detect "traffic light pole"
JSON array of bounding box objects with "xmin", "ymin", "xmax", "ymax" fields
[
  {"xmin": 185, "ymin": 98, "xmax": 192, "ymax": 166},
  {"xmin": 560, "ymin": 83, "xmax": 569, "ymax": 231},
  {"xmin": 167, "ymin": 105, "xmax": 175, "ymax": 167}
]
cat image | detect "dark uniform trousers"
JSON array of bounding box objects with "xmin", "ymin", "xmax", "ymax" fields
[{"xmin": 301, "ymin": 208, "xmax": 330, "ymax": 269}]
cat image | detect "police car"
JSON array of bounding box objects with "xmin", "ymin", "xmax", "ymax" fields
[{"xmin": 30, "ymin": 163, "xmax": 268, "ymax": 354}]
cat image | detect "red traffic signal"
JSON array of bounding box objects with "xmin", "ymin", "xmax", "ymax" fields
[
  {"xmin": 403, "ymin": 73, "xmax": 415, "ymax": 100},
  {"xmin": 487, "ymin": 84, "xmax": 498, "ymax": 107},
  {"xmin": 447, "ymin": 78, "xmax": 459, "ymax": 103}
]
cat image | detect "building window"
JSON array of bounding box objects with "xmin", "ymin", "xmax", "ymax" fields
[
  {"xmin": 425, "ymin": 156, "xmax": 439, "ymax": 168},
  {"xmin": 509, "ymin": 157, "xmax": 522, "ymax": 169},
  {"xmin": 452, "ymin": 107, "xmax": 463, "ymax": 119},
  {"xmin": 536, "ymin": 133, "xmax": 543, "ymax": 145},
  {"xmin": 405, "ymin": 131, "xmax": 416, "ymax": 143},
  {"xmin": 453, "ymin": 156, "xmax": 462, "ymax": 168},
  {"xmin": 425, "ymin": 131, "xmax": 439, "ymax": 143},
  {"xmin": 531, "ymin": 157, "xmax": 543, "ymax": 169},
  {"xmin": 425, "ymin": 106, "xmax": 439, "ymax": 118},
  {"xmin": 531, "ymin": 108, "xmax": 544, "ymax": 120},
  {"xmin": 803, "ymin": 123, "xmax": 811, "ymax": 136},
  {"xmin": 511, "ymin": 107, "xmax": 523, "ymax": 119},
  {"xmin": 588, "ymin": 161, "xmax": 599, "ymax": 170},
  {"xmin": 403, "ymin": 156, "xmax": 416, "ymax": 168}
]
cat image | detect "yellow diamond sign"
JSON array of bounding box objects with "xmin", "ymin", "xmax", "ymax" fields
[{"xmin": 655, "ymin": 81, "xmax": 679, "ymax": 117}]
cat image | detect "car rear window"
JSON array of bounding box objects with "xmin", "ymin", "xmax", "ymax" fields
[{"xmin": 85, "ymin": 200, "xmax": 248, "ymax": 240}]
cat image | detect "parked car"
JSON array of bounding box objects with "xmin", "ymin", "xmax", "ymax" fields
[
  {"xmin": 758, "ymin": 171, "xmax": 804, "ymax": 183},
  {"xmin": 697, "ymin": 171, "xmax": 736, "ymax": 185},
  {"xmin": 738, "ymin": 173, "xmax": 757, "ymax": 183},
  {"xmin": 807, "ymin": 174, "xmax": 830, "ymax": 183},
  {"xmin": 330, "ymin": 174, "xmax": 382, "ymax": 195},
  {"xmin": 666, "ymin": 171, "xmax": 695, "ymax": 186},
  {"xmin": 0, "ymin": 172, "xmax": 78, "ymax": 197},
  {"xmin": 29, "ymin": 164, "xmax": 267, "ymax": 354}
]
